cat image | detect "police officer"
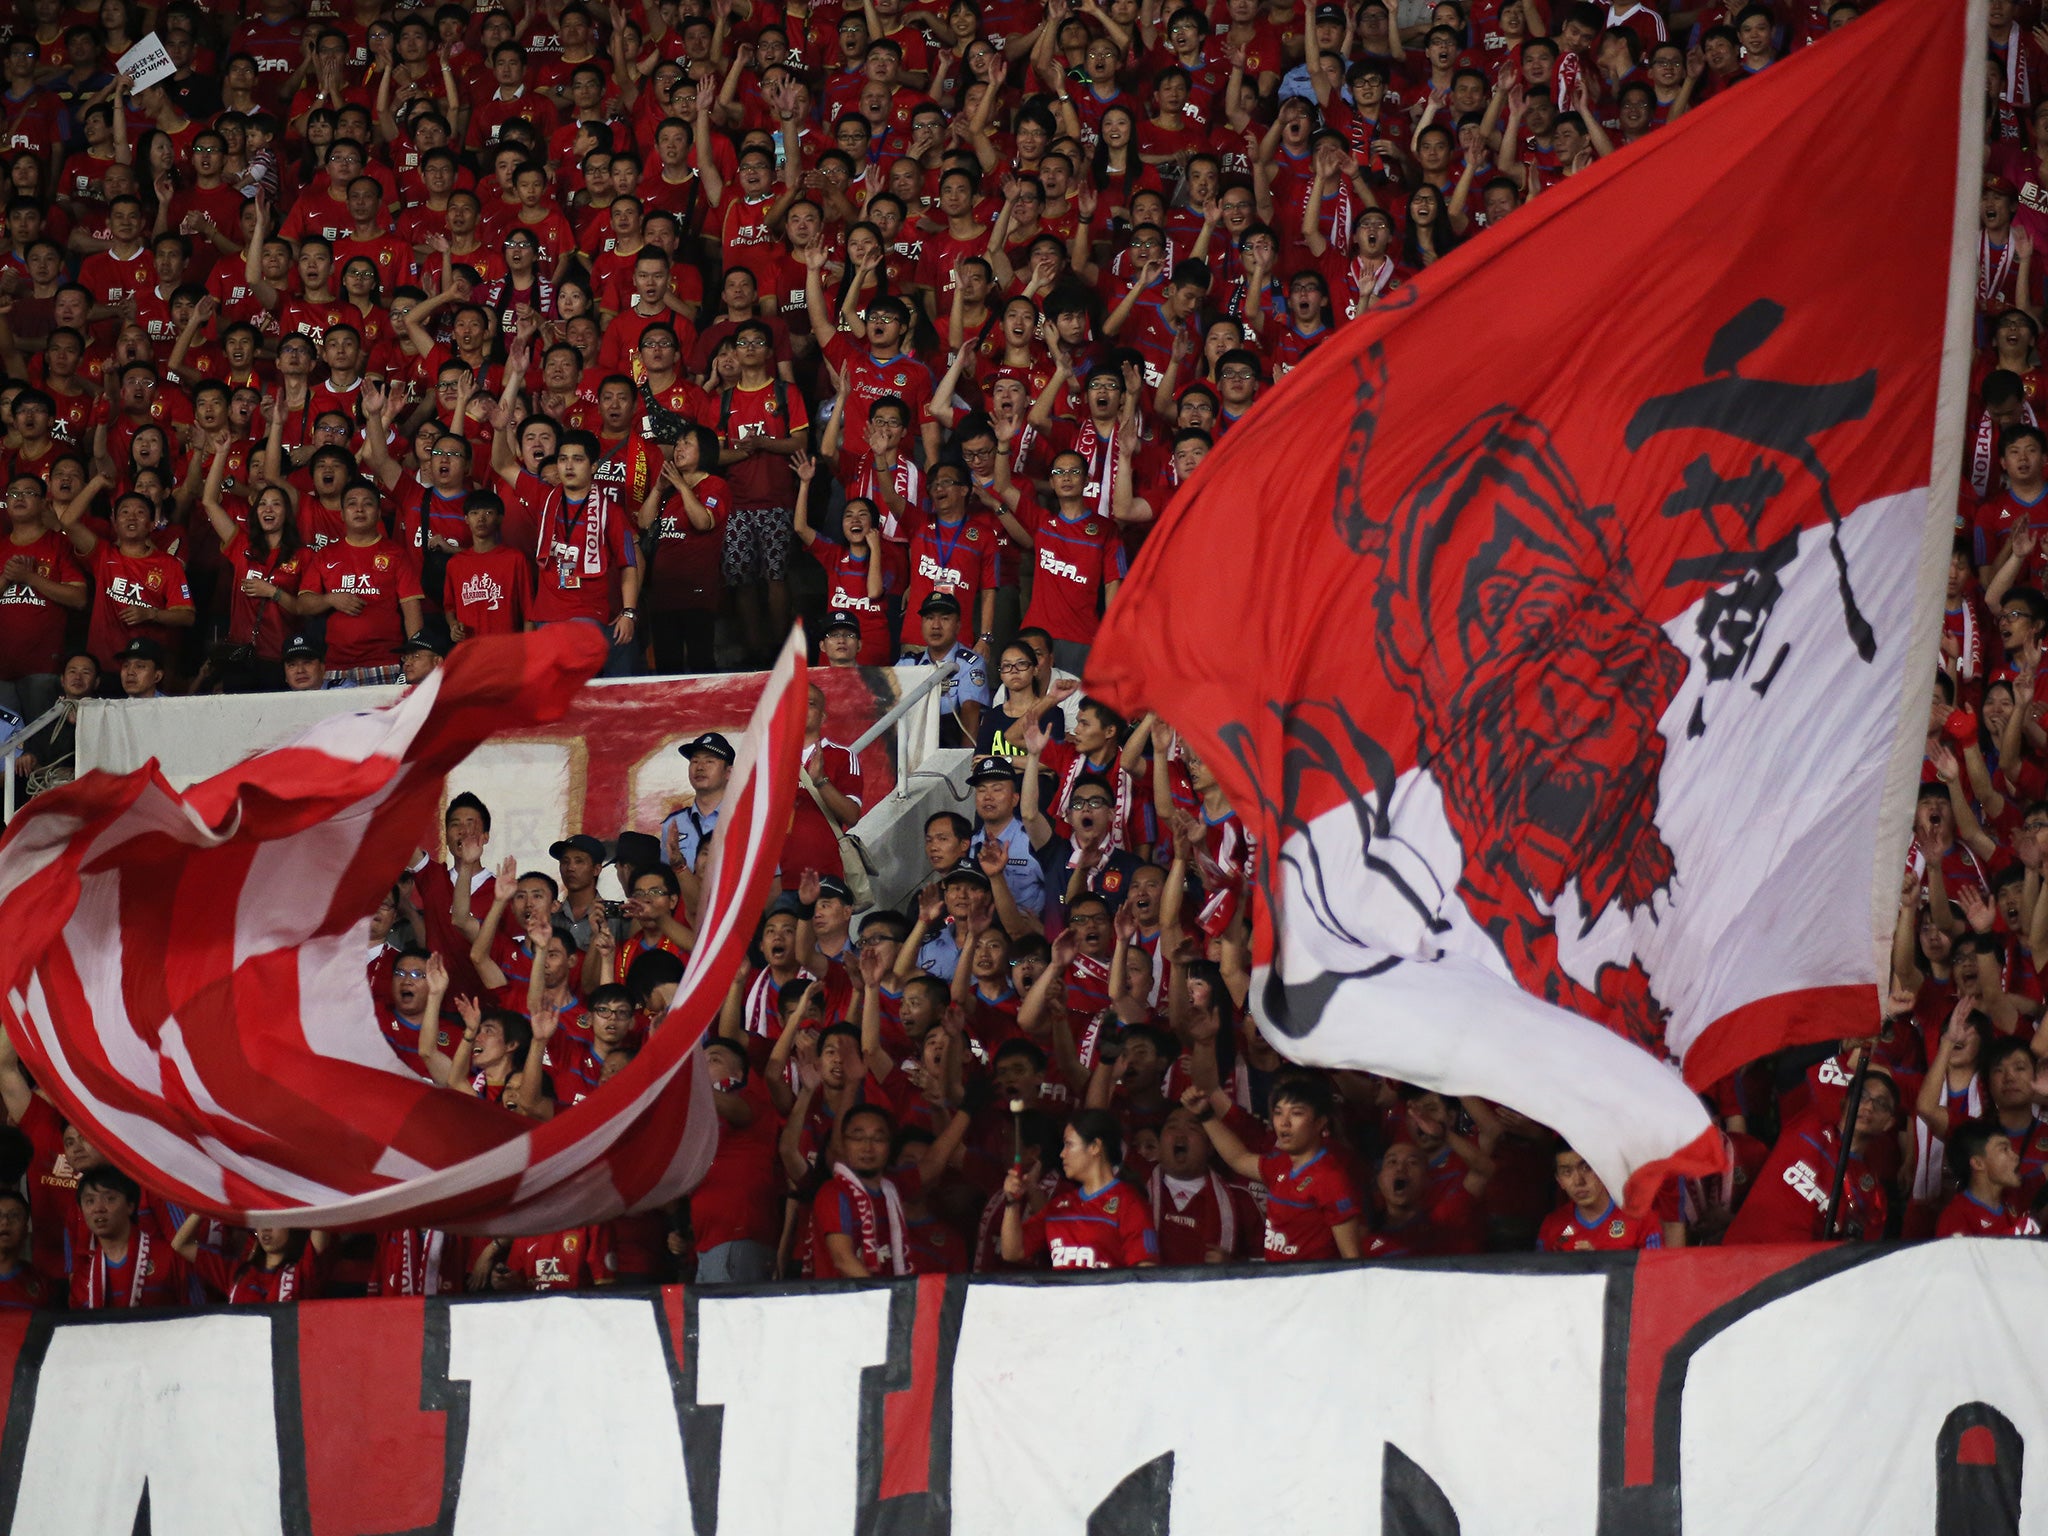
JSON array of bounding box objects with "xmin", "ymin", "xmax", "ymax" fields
[
  {"xmin": 965, "ymin": 754, "xmax": 1047, "ymax": 922},
  {"xmin": 663, "ymin": 731, "xmax": 733, "ymax": 873},
  {"xmin": 897, "ymin": 592, "xmax": 990, "ymax": 747}
]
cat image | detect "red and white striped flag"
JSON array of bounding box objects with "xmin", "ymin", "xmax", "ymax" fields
[
  {"xmin": 1087, "ymin": 0, "xmax": 1979, "ymax": 1210},
  {"xmin": 0, "ymin": 626, "xmax": 808, "ymax": 1233}
]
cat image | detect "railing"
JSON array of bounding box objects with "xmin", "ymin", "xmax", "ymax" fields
[{"xmin": 0, "ymin": 698, "xmax": 70, "ymax": 825}]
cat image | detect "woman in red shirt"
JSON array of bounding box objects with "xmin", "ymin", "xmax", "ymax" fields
[
  {"xmin": 1000, "ymin": 1107, "xmax": 1159, "ymax": 1269},
  {"xmin": 172, "ymin": 1213, "xmax": 330, "ymax": 1305}
]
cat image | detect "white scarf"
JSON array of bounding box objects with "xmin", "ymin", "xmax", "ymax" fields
[
  {"xmin": 1913, "ymin": 1075, "xmax": 1985, "ymax": 1201},
  {"xmin": 1973, "ymin": 401, "xmax": 2040, "ymax": 497},
  {"xmin": 854, "ymin": 452, "xmax": 921, "ymax": 540},
  {"xmin": 84, "ymin": 1229, "xmax": 151, "ymax": 1308},
  {"xmin": 1148, "ymin": 1166, "xmax": 1237, "ymax": 1252},
  {"xmin": 540, "ymin": 483, "xmax": 610, "ymax": 579},
  {"xmin": 1054, "ymin": 751, "xmax": 1133, "ymax": 857},
  {"xmin": 394, "ymin": 1228, "xmax": 448, "ymax": 1296},
  {"xmin": 1950, "ymin": 598, "xmax": 1981, "ymax": 682},
  {"xmin": 1983, "ymin": 232, "xmax": 2020, "ymax": 311},
  {"xmin": 1347, "ymin": 254, "xmax": 1397, "ymax": 319},
  {"xmin": 832, "ymin": 1162, "xmax": 912, "ymax": 1275},
  {"xmin": 1071, "ymin": 416, "xmax": 1124, "ymax": 520},
  {"xmin": 744, "ymin": 966, "xmax": 813, "ymax": 1038}
]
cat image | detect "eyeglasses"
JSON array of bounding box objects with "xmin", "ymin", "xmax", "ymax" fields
[
  {"xmin": 393, "ymin": 967, "xmax": 428, "ymax": 980},
  {"xmin": 1218, "ymin": 368, "xmax": 1257, "ymax": 382},
  {"xmin": 1071, "ymin": 797, "xmax": 1113, "ymax": 810},
  {"xmin": 998, "ymin": 660, "xmax": 1033, "ymax": 673},
  {"xmin": 591, "ymin": 1004, "xmax": 635, "ymax": 1019}
]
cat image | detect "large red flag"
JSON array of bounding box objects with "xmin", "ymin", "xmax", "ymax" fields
[
  {"xmin": 0, "ymin": 627, "xmax": 808, "ymax": 1233},
  {"xmin": 1087, "ymin": 0, "xmax": 1980, "ymax": 1208}
]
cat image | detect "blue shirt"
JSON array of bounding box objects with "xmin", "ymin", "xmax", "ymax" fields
[
  {"xmin": 972, "ymin": 817, "xmax": 1047, "ymax": 919},
  {"xmin": 662, "ymin": 797, "xmax": 723, "ymax": 871},
  {"xmin": 898, "ymin": 642, "xmax": 990, "ymax": 717}
]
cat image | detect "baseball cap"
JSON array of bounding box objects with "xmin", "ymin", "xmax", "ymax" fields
[
  {"xmin": 821, "ymin": 613, "xmax": 861, "ymax": 637},
  {"xmin": 677, "ymin": 731, "xmax": 736, "ymax": 764},
  {"xmin": 918, "ymin": 591, "xmax": 962, "ymax": 617},
  {"xmin": 548, "ymin": 833, "xmax": 608, "ymax": 862},
  {"xmin": 396, "ymin": 631, "xmax": 450, "ymax": 657},
  {"xmin": 281, "ymin": 634, "xmax": 325, "ymax": 662},
  {"xmin": 815, "ymin": 874, "xmax": 854, "ymax": 903},
  {"xmin": 967, "ymin": 754, "xmax": 1021, "ymax": 786},
  {"xmin": 609, "ymin": 830, "xmax": 662, "ymax": 869},
  {"xmin": 1315, "ymin": 4, "xmax": 1344, "ymax": 21},
  {"xmin": 115, "ymin": 637, "xmax": 167, "ymax": 666},
  {"xmin": 1987, "ymin": 173, "xmax": 2020, "ymax": 199},
  {"xmin": 939, "ymin": 862, "xmax": 991, "ymax": 891}
]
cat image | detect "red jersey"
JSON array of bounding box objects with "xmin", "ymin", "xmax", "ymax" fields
[
  {"xmin": 445, "ymin": 544, "xmax": 532, "ymax": 637},
  {"xmin": 822, "ymin": 332, "xmax": 936, "ymax": 446},
  {"xmin": 220, "ymin": 532, "xmax": 305, "ymax": 662},
  {"xmin": 84, "ymin": 541, "xmax": 193, "ymax": 670},
  {"xmin": 69, "ymin": 1231, "xmax": 196, "ymax": 1310},
  {"xmin": 1535, "ymin": 1199, "xmax": 1664, "ymax": 1252},
  {"xmin": 0, "ymin": 1261, "xmax": 55, "ymax": 1310},
  {"xmin": 1257, "ymin": 1147, "xmax": 1361, "ymax": 1262},
  {"xmin": 79, "ymin": 244, "xmax": 153, "ymax": 310},
  {"xmin": 809, "ymin": 533, "xmax": 894, "ymax": 663},
  {"xmin": 300, "ymin": 536, "xmax": 424, "ymax": 670},
  {"xmin": 1935, "ymin": 1189, "xmax": 2043, "ymax": 1237},
  {"xmin": 1722, "ymin": 1107, "xmax": 1888, "ymax": 1244},
  {"xmin": 1019, "ymin": 1179, "xmax": 1158, "ymax": 1269},
  {"xmin": 1145, "ymin": 1167, "xmax": 1261, "ymax": 1265},
  {"xmin": 1017, "ymin": 502, "xmax": 1127, "ymax": 644},
  {"xmin": 718, "ymin": 379, "xmax": 809, "ymax": 508},
  {"xmin": 897, "ymin": 509, "xmax": 1001, "ymax": 645},
  {"xmin": 0, "ymin": 529, "xmax": 85, "ymax": 678},
  {"xmin": 530, "ymin": 483, "xmax": 637, "ymax": 625},
  {"xmin": 505, "ymin": 1225, "xmax": 610, "ymax": 1289},
  {"xmin": 193, "ymin": 1245, "xmax": 326, "ymax": 1304}
]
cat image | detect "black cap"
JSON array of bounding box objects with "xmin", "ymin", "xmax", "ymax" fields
[
  {"xmin": 548, "ymin": 833, "xmax": 608, "ymax": 863},
  {"xmin": 115, "ymin": 637, "xmax": 167, "ymax": 666},
  {"xmin": 967, "ymin": 754, "xmax": 1021, "ymax": 786},
  {"xmin": 396, "ymin": 632, "xmax": 450, "ymax": 657},
  {"xmin": 281, "ymin": 633, "xmax": 325, "ymax": 662},
  {"xmin": 1315, "ymin": 3, "xmax": 1344, "ymax": 21},
  {"xmin": 678, "ymin": 731, "xmax": 736, "ymax": 764},
  {"xmin": 918, "ymin": 591, "xmax": 961, "ymax": 617},
  {"xmin": 815, "ymin": 874, "xmax": 854, "ymax": 903},
  {"xmin": 610, "ymin": 830, "xmax": 662, "ymax": 869},
  {"xmin": 939, "ymin": 862, "xmax": 991, "ymax": 890},
  {"xmin": 821, "ymin": 613, "xmax": 862, "ymax": 636}
]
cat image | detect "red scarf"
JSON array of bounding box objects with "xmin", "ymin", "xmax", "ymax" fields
[
  {"xmin": 84, "ymin": 1229, "xmax": 150, "ymax": 1309},
  {"xmin": 833, "ymin": 1163, "xmax": 911, "ymax": 1275}
]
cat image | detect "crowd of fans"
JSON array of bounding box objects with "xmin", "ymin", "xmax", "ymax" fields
[{"xmin": 0, "ymin": 0, "xmax": 2031, "ymax": 1310}]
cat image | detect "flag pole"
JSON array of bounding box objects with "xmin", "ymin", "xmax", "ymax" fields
[{"xmin": 1820, "ymin": 1050, "xmax": 1873, "ymax": 1240}]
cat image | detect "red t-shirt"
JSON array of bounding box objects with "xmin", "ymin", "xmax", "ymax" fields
[
  {"xmin": 69, "ymin": 1234, "xmax": 195, "ymax": 1310},
  {"xmin": 782, "ymin": 738, "xmax": 864, "ymax": 886},
  {"xmin": 301, "ymin": 536, "xmax": 423, "ymax": 670},
  {"xmin": 691, "ymin": 1074, "xmax": 785, "ymax": 1251},
  {"xmin": 445, "ymin": 544, "xmax": 532, "ymax": 637},
  {"xmin": 717, "ymin": 380, "xmax": 810, "ymax": 509},
  {"xmin": 645, "ymin": 473, "xmax": 731, "ymax": 609},
  {"xmin": 505, "ymin": 1225, "xmax": 610, "ymax": 1289},
  {"xmin": 221, "ymin": 531, "xmax": 306, "ymax": 663},
  {"xmin": 1257, "ymin": 1147, "xmax": 1361, "ymax": 1262}
]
